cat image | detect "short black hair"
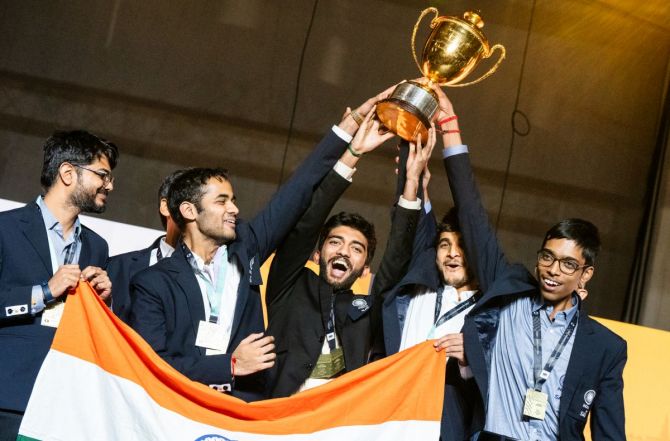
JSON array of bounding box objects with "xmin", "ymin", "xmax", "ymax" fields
[
  {"xmin": 317, "ymin": 212, "xmax": 376, "ymax": 265},
  {"xmin": 167, "ymin": 167, "xmax": 231, "ymax": 230},
  {"xmin": 542, "ymin": 218, "xmax": 601, "ymax": 266},
  {"xmin": 158, "ymin": 168, "xmax": 190, "ymax": 229},
  {"xmin": 435, "ymin": 207, "xmax": 460, "ymax": 246},
  {"xmin": 40, "ymin": 130, "xmax": 119, "ymax": 189}
]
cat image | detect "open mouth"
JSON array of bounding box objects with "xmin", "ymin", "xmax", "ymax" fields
[
  {"xmin": 329, "ymin": 258, "xmax": 350, "ymax": 278},
  {"xmin": 541, "ymin": 277, "xmax": 561, "ymax": 291}
]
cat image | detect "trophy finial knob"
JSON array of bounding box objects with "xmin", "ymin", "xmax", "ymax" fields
[{"xmin": 464, "ymin": 11, "xmax": 484, "ymax": 29}]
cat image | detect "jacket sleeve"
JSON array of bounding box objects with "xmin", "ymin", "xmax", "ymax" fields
[
  {"xmin": 129, "ymin": 276, "xmax": 233, "ymax": 386},
  {"xmin": 590, "ymin": 340, "xmax": 627, "ymax": 440},
  {"xmin": 265, "ymin": 169, "xmax": 351, "ymax": 309},
  {"xmin": 443, "ymin": 151, "xmax": 516, "ymax": 294},
  {"xmin": 246, "ymin": 130, "xmax": 348, "ymax": 263}
]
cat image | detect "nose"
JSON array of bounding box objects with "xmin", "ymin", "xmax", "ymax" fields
[
  {"xmin": 105, "ymin": 179, "xmax": 114, "ymax": 191},
  {"xmin": 447, "ymin": 244, "xmax": 461, "ymax": 258},
  {"xmin": 547, "ymin": 259, "xmax": 561, "ymax": 275},
  {"xmin": 227, "ymin": 200, "xmax": 239, "ymax": 216}
]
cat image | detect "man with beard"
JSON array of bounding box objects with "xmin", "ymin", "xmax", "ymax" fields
[
  {"xmin": 128, "ymin": 91, "xmax": 393, "ymax": 401},
  {"xmin": 108, "ymin": 169, "xmax": 186, "ymax": 323},
  {"xmin": 265, "ymin": 114, "xmax": 435, "ymax": 398},
  {"xmin": 0, "ymin": 130, "xmax": 117, "ymax": 439}
]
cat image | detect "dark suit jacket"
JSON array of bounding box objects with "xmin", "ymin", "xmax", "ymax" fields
[
  {"xmin": 128, "ymin": 130, "xmax": 349, "ymax": 402},
  {"xmin": 443, "ymin": 151, "xmax": 627, "ymax": 440},
  {"xmin": 0, "ymin": 202, "xmax": 109, "ymax": 412},
  {"xmin": 108, "ymin": 236, "xmax": 163, "ymax": 323},
  {"xmin": 266, "ymin": 168, "xmax": 420, "ymax": 398}
]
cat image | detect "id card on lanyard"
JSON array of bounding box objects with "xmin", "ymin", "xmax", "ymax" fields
[{"xmin": 522, "ymin": 309, "xmax": 579, "ymax": 420}]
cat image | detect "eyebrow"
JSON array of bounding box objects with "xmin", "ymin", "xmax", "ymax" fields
[
  {"xmin": 215, "ymin": 193, "xmax": 236, "ymax": 201},
  {"xmin": 541, "ymin": 248, "xmax": 580, "ymax": 261},
  {"xmin": 327, "ymin": 235, "xmax": 367, "ymax": 250}
]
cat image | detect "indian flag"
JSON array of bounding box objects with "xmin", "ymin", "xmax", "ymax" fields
[{"xmin": 18, "ymin": 283, "xmax": 445, "ymax": 440}]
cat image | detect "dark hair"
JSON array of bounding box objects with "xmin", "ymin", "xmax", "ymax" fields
[
  {"xmin": 317, "ymin": 212, "xmax": 376, "ymax": 264},
  {"xmin": 435, "ymin": 207, "xmax": 460, "ymax": 246},
  {"xmin": 542, "ymin": 218, "xmax": 601, "ymax": 266},
  {"xmin": 167, "ymin": 168, "xmax": 231, "ymax": 230},
  {"xmin": 158, "ymin": 168, "xmax": 190, "ymax": 229},
  {"xmin": 40, "ymin": 130, "xmax": 119, "ymax": 189}
]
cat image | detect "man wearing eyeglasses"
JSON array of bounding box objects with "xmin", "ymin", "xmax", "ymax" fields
[
  {"xmin": 0, "ymin": 130, "xmax": 118, "ymax": 439},
  {"xmin": 430, "ymin": 86, "xmax": 627, "ymax": 441}
]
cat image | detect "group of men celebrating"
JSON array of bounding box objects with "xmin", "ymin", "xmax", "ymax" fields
[{"xmin": 0, "ymin": 83, "xmax": 626, "ymax": 441}]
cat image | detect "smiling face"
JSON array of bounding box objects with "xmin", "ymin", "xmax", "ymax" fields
[
  {"xmin": 314, "ymin": 225, "xmax": 370, "ymax": 291},
  {"xmin": 435, "ymin": 231, "xmax": 474, "ymax": 292},
  {"xmin": 192, "ymin": 177, "xmax": 239, "ymax": 245},
  {"xmin": 69, "ymin": 156, "xmax": 114, "ymax": 214},
  {"xmin": 536, "ymin": 238, "xmax": 594, "ymax": 310}
]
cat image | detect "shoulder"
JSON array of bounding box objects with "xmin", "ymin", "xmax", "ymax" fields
[
  {"xmin": 584, "ymin": 316, "xmax": 627, "ymax": 351},
  {"xmin": 131, "ymin": 256, "xmax": 178, "ymax": 287},
  {"xmin": 80, "ymin": 224, "xmax": 108, "ymax": 247},
  {"xmin": 0, "ymin": 203, "xmax": 35, "ymax": 223}
]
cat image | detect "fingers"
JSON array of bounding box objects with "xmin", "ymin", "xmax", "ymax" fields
[
  {"xmin": 239, "ymin": 332, "xmax": 266, "ymax": 345},
  {"xmin": 48, "ymin": 265, "xmax": 82, "ymax": 298}
]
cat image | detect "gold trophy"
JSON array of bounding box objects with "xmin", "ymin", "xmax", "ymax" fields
[{"xmin": 376, "ymin": 7, "xmax": 506, "ymax": 142}]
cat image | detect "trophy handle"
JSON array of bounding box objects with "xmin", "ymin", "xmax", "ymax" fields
[
  {"xmin": 449, "ymin": 43, "xmax": 507, "ymax": 88},
  {"xmin": 412, "ymin": 7, "xmax": 440, "ymax": 75}
]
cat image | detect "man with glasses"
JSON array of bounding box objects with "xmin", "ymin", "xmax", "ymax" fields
[
  {"xmin": 430, "ymin": 87, "xmax": 627, "ymax": 441},
  {"xmin": 0, "ymin": 130, "xmax": 118, "ymax": 440}
]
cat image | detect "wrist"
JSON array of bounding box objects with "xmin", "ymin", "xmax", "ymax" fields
[{"xmin": 41, "ymin": 281, "xmax": 55, "ymax": 304}]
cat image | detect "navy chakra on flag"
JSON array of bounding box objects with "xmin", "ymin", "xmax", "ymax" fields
[{"xmin": 194, "ymin": 435, "xmax": 236, "ymax": 441}]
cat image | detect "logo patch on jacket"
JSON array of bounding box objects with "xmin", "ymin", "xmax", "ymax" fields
[
  {"xmin": 348, "ymin": 296, "xmax": 371, "ymax": 321},
  {"xmin": 580, "ymin": 389, "xmax": 596, "ymax": 417}
]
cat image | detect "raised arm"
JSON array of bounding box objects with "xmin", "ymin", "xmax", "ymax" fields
[
  {"xmin": 266, "ymin": 111, "xmax": 394, "ymax": 309},
  {"xmin": 247, "ymin": 86, "xmax": 397, "ymax": 262}
]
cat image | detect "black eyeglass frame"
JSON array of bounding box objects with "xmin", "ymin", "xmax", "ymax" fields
[
  {"xmin": 536, "ymin": 249, "xmax": 591, "ymax": 275},
  {"xmin": 71, "ymin": 163, "xmax": 114, "ymax": 185}
]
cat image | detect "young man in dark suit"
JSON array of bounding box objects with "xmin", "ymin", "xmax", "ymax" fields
[
  {"xmin": 265, "ymin": 114, "xmax": 434, "ymax": 397},
  {"xmin": 128, "ymin": 90, "xmax": 392, "ymax": 402},
  {"xmin": 0, "ymin": 130, "xmax": 118, "ymax": 440},
  {"xmin": 108, "ymin": 168, "xmax": 185, "ymax": 323},
  {"xmin": 433, "ymin": 87, "xmax": 627, "ymax": 441}
]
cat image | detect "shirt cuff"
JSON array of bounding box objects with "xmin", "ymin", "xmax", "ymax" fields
[
  {"xmin": 458, "ymin": 364, "xmax": 474, "ymax": 380},
  {"xmin": 332, "ymin": 125, "xmax": 353, "ymax": 143},
  {"xmin": 398, "ymin": 195, "xmax": 422, "ymax": 210},
  {"xmin": 31, "ymin": 285, "xmax": 46, "ymax": 314},
  {"xmin": 333, "ymin": 160, "xmax": 356, "ymax": 182},
  {"xmin": 424, "ymin": 201, "xmax": 432, "ymax": 214},
  {"xmin": 442, "ymin": 144, "xmax": 469, "ymax": 158}
]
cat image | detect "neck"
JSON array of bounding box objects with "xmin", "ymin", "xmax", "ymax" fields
[
  {"xmin": 545, "ymin": 295, "xmax": 574, "ymax": 320},
  {"xmin": 43, "ymin": 191, "xmax": 79, "ymax": 238},
  {"xmin": 182, "ymin": 230, "xmax": 220, "ymax": 264}
]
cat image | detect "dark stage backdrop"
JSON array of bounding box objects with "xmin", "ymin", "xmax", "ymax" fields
[{"xmin": 0, "ymin": 0, "xmax": 668, "ymax": 326}]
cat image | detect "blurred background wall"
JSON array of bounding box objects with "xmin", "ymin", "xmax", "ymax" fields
[{"xmin": 0, "ymin": 0, "xmax": 668, "ymax": 329}]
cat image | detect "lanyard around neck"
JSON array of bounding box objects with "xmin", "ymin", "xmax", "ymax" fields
[{"xmin": 532, "ymin": 308, "xmax": 579, "ymax": 391}]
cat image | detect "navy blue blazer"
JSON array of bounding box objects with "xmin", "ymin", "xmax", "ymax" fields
[
  {"xmin": 108, "ymin": 236, "xmax": 163, "ymax": 323},
  {"xmin": 129, "ymin": 129, "xmax": 349, "ymax": 402},
  {"xmin": 0, "ymin": 202, "xmax": 109, "ymax": 412},
  {"xmin": 443, "ymin": 151, "xmax": 627, "ymax": 440}
]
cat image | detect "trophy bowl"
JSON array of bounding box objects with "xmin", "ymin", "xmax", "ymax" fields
[{"xmin": 376, "ymin": 8, "xmax": 506, "ymax": 142}]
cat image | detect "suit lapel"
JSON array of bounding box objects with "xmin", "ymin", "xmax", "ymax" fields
[
  {"xmin": 228, "ymin": 241, "xmax": 250, "ymax": 335},
  {"xmin": 559, "ymin": 309, "xmax": 594, "ymax": 426},
  {"xmin": 169, "ymin": 247, "xmax": 206, "ymax": 347},
  {"xmin": 78, "ymin": 228, "xmax": 92, "ymax": 267},
  {"xmin": 20, "ymin": 203, "xmax": 53, "ymax": 275}
]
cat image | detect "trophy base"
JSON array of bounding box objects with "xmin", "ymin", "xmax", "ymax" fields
[{"xmin": 376, "ymin": 81, "xmax": 439, "ymax": 143}]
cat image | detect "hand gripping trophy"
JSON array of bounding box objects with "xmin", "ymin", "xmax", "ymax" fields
[{"xmin": 376, "ymin": 7, "xmax": 506, "ymax": 142}]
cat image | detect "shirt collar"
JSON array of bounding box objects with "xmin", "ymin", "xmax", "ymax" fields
[
  {"xmin": 533, "ymin": 292, "xmax": 580, "ymax": 321},
  {"xmin": 36, "ymin": 196, "xmax": 81, "ymax": 240},
  {"xmin": 158, "ymin": 237, "xmax": 175, "ymax": 259}
]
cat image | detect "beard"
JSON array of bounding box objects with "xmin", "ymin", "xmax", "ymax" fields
[
  {"xmin": 319, "ymin": 255, "xmax": 365, "ymax": 291},
  {"xmin": 70, "ymin": 184, "xmax": 107, "ymax": 214}
]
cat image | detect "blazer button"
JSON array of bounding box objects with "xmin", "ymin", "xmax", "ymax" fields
[{"xmin": 305, "ymin": 363, "xmax": 313, "ymax": 370}]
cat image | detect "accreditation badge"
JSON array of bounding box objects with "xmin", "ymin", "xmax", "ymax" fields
[
  {"xmin": 41, "ymin": 301, "xmax": 65, "ymax": 328},
  {"xmin": 195, "ymin": 320, "xmax": 227, "ymax": 354},
  {"xmin": 310, "ymin": 347, "xmax": 345, "ymax": 379},
  {"xmin": 523, "ymin": 388, "xmax": 548, "ymax": 420}
]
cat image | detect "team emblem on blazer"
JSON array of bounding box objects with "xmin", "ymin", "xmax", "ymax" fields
[
  {"xmin": 584, "ymin": 389, "xmax": 596, "ymax": 406},
  {"xmin": 352, "ymin": 298, "xmax": 369, "ymax": 312}
]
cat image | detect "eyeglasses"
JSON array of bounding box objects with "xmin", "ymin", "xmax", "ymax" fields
[
  {"xmin": 536, "ymin": 249, "xmax": 590, "ymax": 275},
  {"xmin": 72, "ymin": 164, "xmax": 114, "ymax": 185}
]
